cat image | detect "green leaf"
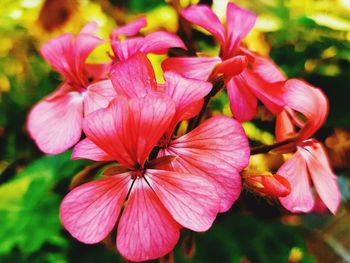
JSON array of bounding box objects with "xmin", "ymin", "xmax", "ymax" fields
[{"xmin": 0, "ymin": 152, "xmax": 88, "ymax": 256}]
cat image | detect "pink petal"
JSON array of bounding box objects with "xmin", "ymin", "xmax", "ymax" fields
[
  {"xmin": 111, "ymin": 37, "xmax": 144, "ymax": 61},
  {"xmin": 146, "ymin": 169, "xmax": 219, "ymax": 231},
  {"xmin": 83, "ymin": 95, "xmax": 175, "ymax": 168},
  {"xmin": 117, "ymin": 178, "xmax": 180, "ymax": 262},
  {"xmin": 110, "ymin": 17, "xmax": 147, "ymax": 39},
  {"xmin": 242, "ymin": 70, "xmax": 285, "ymax": 114},
  {"xmin": 41, "ymin": 26, "xmax": 103, "ymax": 87},
  {"xmin": 301, "ymin": 140, "xmax": 340, "ymax": 214},
  {"xmin": 275, "ymin": 109, "xmax": 296, "ymax": 141},
  {"xmin": 181, "ymin": 5, "xmax": 225, "ymax": 45},
  {"xmin": 74, "ymin": 33, "xmax": 104, "ymax": 81},
  {"xmin": 84, "ymin": 62, "xmax": 111, "ymax": 82},
  {"xmin": 162, "ymin": 56, "xmax": 221, "ymax": 81},
  {"xmin": 283, "ymin": 79, "xmax": 328, "ymax": 140},
  {"xmin": 180, "ymin": 99, "xmax": 204, "ymax": 121},
  {"xmin": 83, "ymin": 80, "xmax": 117, "ymax": 115},
  {"xmin": 251, "ymin": 54, "xmax": 286, "ymax": 83},
  {"xmin": 40, "ymin": 33, "xmax": 77, "ymax": 83},
  {"xmin": 110, "ymin": 53, "xmax": 157, "ymax": 98},
  {"xmin": 139, "ymin": 31, "xmax": 186, "ymax": 54},
  {"xmin": 72, "ymin": 138, "xmax": 114, "ymax": 161},
  {"xmin": 227, "ymin": 75, "xmax": 257, "ymax": 122},
  {"xmin": 278, "ymin": 150, "xmax": 314, "ymax": 213},
  {"xmin": 60, "ymin": 173, "xmax": 132, "ymax": 243},
  {"xmin": 223, "ymin": 3, "xmax": 257, "ymax": 58},
  {"xmin": 163, "ymin": 71, "xmax": 212, "ymax": 134},
  {"xmin": 160, "ymin": 116, "xmax": 250, "ymax": 212},
  {"xmin": 80, "ymin": 21, "xmax": 100, "ymax": 34},
  {"xmin": 213, "ymin": 55, "xmax": 248, "ymax": 80},
  {"xmin": 27, "ymin": 88, "xmax": 83, "ymax": 154}
]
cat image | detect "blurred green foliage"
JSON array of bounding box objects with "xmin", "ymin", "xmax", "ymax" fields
[{"xmin": 0, "ymin": 0, "xmax": 349, "ymax": 262}]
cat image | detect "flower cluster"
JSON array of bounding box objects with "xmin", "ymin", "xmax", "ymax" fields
[{"xmin": 27, "ymin": 2, "xmax": 340, "ymax": 262}]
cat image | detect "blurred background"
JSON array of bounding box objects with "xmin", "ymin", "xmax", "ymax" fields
[{"xmin": 0, "ymin": 0, "xmax": 349, "ymax": 262}]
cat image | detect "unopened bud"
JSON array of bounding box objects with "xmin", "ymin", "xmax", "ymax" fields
[{"xmin": 244, "ymin": 173, "xmax": 291, "ymax": 197}]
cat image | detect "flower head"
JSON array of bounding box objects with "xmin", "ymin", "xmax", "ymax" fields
[
  {"xmin": 27, "ymin": 22, "xmax": 116, "ymax": 154},
  {"xmin": 63, "ymin": 95, "xmax": 221, "ymax": 262},
  {"xmin": 162, "ymin": 3, "xmax": 286, "ymax": 122}
]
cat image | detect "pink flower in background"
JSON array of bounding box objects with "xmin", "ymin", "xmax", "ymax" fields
[
  {"xmin": 110, "ymin": 16, "xmax": 148, "ymax": 39},
  {"xmin": 278, "ymin": 139, "xmax": 340, "ymax": 214},
  {"xmin": 275, "ymin": 79, "xmax": 329, "ymax": 142},
  {"xmin": 27, "ymin": 22, "xmax": 116, "ymax": 154},
  {"xmin": 275, "ymin": 79, "xmax": 340, "ymax": 214},
  {"xmin": 109, "ymin": 52, "xmax": 212, "ymax": 135},
  {"xmin": 110, "ymin": 17, "xmax": 186, "ymax": 61},
  {"xmin": 62, "ymin": 95, "xmax": 220, "ymax": 262},
  {"xmin": 162, "ymin": 3, "xmax": 287, "ymax": 122}
]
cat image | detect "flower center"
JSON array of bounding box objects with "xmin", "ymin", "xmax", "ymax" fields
[
  {"xmin": 158, "ymin": 136, "xmax": 171, "ymax": 148},
  {"xmin": 130, "ymin": 166, "xmax": 145, "ymax": 179}
]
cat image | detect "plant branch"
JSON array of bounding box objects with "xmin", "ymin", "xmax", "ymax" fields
[
  {"xmin": 250, "ymin": 138, "xmax": 296, "ymax": 155},
  {"xmin": 186, "ymin": 75, "xmax": 225, "ymax": 132}
]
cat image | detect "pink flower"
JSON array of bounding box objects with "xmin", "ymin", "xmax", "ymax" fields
[
  {"xmin": 110, "ymin": 17, "xmax": 186, "ymax": 61},
  {"xmin": 63, "ymin": 52, "xmax": 250, "ymax": 260},
  {"xmin": 275, "ymin": 79, "xmax": 328, "ymax": 142},
  {"xmin": 162, "ymin": 3, "xmax": 286, "ymax": 121},
  {"xmin": 108, "ymin": 53, "xmax": 250, "ymax": 212},
  {"xmin": 27, "ymin": 22, "xmax": 116, "ymax": 154},
  {"xmin": 278, "ymin": 139, "xmax": 340, "ymax": 214},
  {"xmin": 62, "ymin": 95, "xmax": 221, "ymax": 262},
  {"xmin": 275, "ymin": 80, "xmax": 340, "ymax": 214}
]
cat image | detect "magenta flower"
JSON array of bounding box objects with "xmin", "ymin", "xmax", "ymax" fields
[
  {"xmin": 275, "ymin": 79, "xmax": 340, "ymax": 214},
  {"xmin": 162, "ymin": 3, "xmax": 286, "ymax": 121},
  {"xmin": 110, "ymin": 53, "xmax": 250, "ymax": 212},
  {"xmin": 62, "ymin": 95, "xmax": 221, "ymax": 262},
  {"xmin": 275, "ymin": 79, "xmax": 329, "ymax": 142},
  {"xmin": 63, "ymin": 53, "xmax": 250, "ymax": 260},
  {"xmin": 110, "ymin": 17, "xmax": 186, "ymax": 61},
  {"xmin": 278, "ymin": 139, "xmax": 340, "ymax": 214},
  {"xmin": 27, "ymin": 22, "xmax": 116, "ymax": 154}
]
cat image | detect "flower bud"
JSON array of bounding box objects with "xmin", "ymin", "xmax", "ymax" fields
[{"xmin": 244, "ymin": 173, "xmax": 291, "ymax": 197}]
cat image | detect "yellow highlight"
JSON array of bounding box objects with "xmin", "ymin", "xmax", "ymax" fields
[
  {"xmin": 242, "ymin": 122, "xmax": 275, "ymax": 145},
  {"xmin": 178, "ymin": 0, "xmax": 200, "ymax": 8},
  {"xmin": 212, "ymin": 0, "xmax": 230, "ymax": 22},
  {"xmin": 254, "ymin": 182, "xmax": 264, "ymax": 189},
  {"xmin": 340, "ymin": 0, "xmax": 350, "ymax": 10},
  {"xmin": 288, "ymin": 247, "xmax": 303, "ymax": 262},
  {"xmin": 304, "ymin": 59, "xmax": 317, "ymax": 73},
  {"xmin": 256, "ymin": 14, "xmax": 282, "ymax": 32},
  {"xmin": 0, "ymin": 74, "xmax": 10, "ymax": 93},
  {"xmin": 321, "ymin": 46, "xmax": 337, "ymax": 59},
  {"xmin": 87, "ymin": 42, "xmax": 113, "ymax": 64},
  {"xmin": 0, "ymin": 176, "xmax": 31, "ymax": 211},
  {"xmin": 0, "ymin": 38, "xmax": 13, "ymax": 55},
  {"xmin": 148, "ymin": 54, "xmax": 166, "ymax": 83},
  {"xmin": 311, "ymin": 14, "xmax": 350, "ymax": 31},
  {"xmin": 144, "ymin": 6, "xmax": 178, "ymax": 33}
]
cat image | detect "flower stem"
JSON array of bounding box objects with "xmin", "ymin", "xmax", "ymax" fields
[
  {"xmin": 186, "ymin": 75, "xmax": 225, "ymax": 132},
  {"xmin": 250, "ymin": 138, "xmax": 296, "ymax": 155}
]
